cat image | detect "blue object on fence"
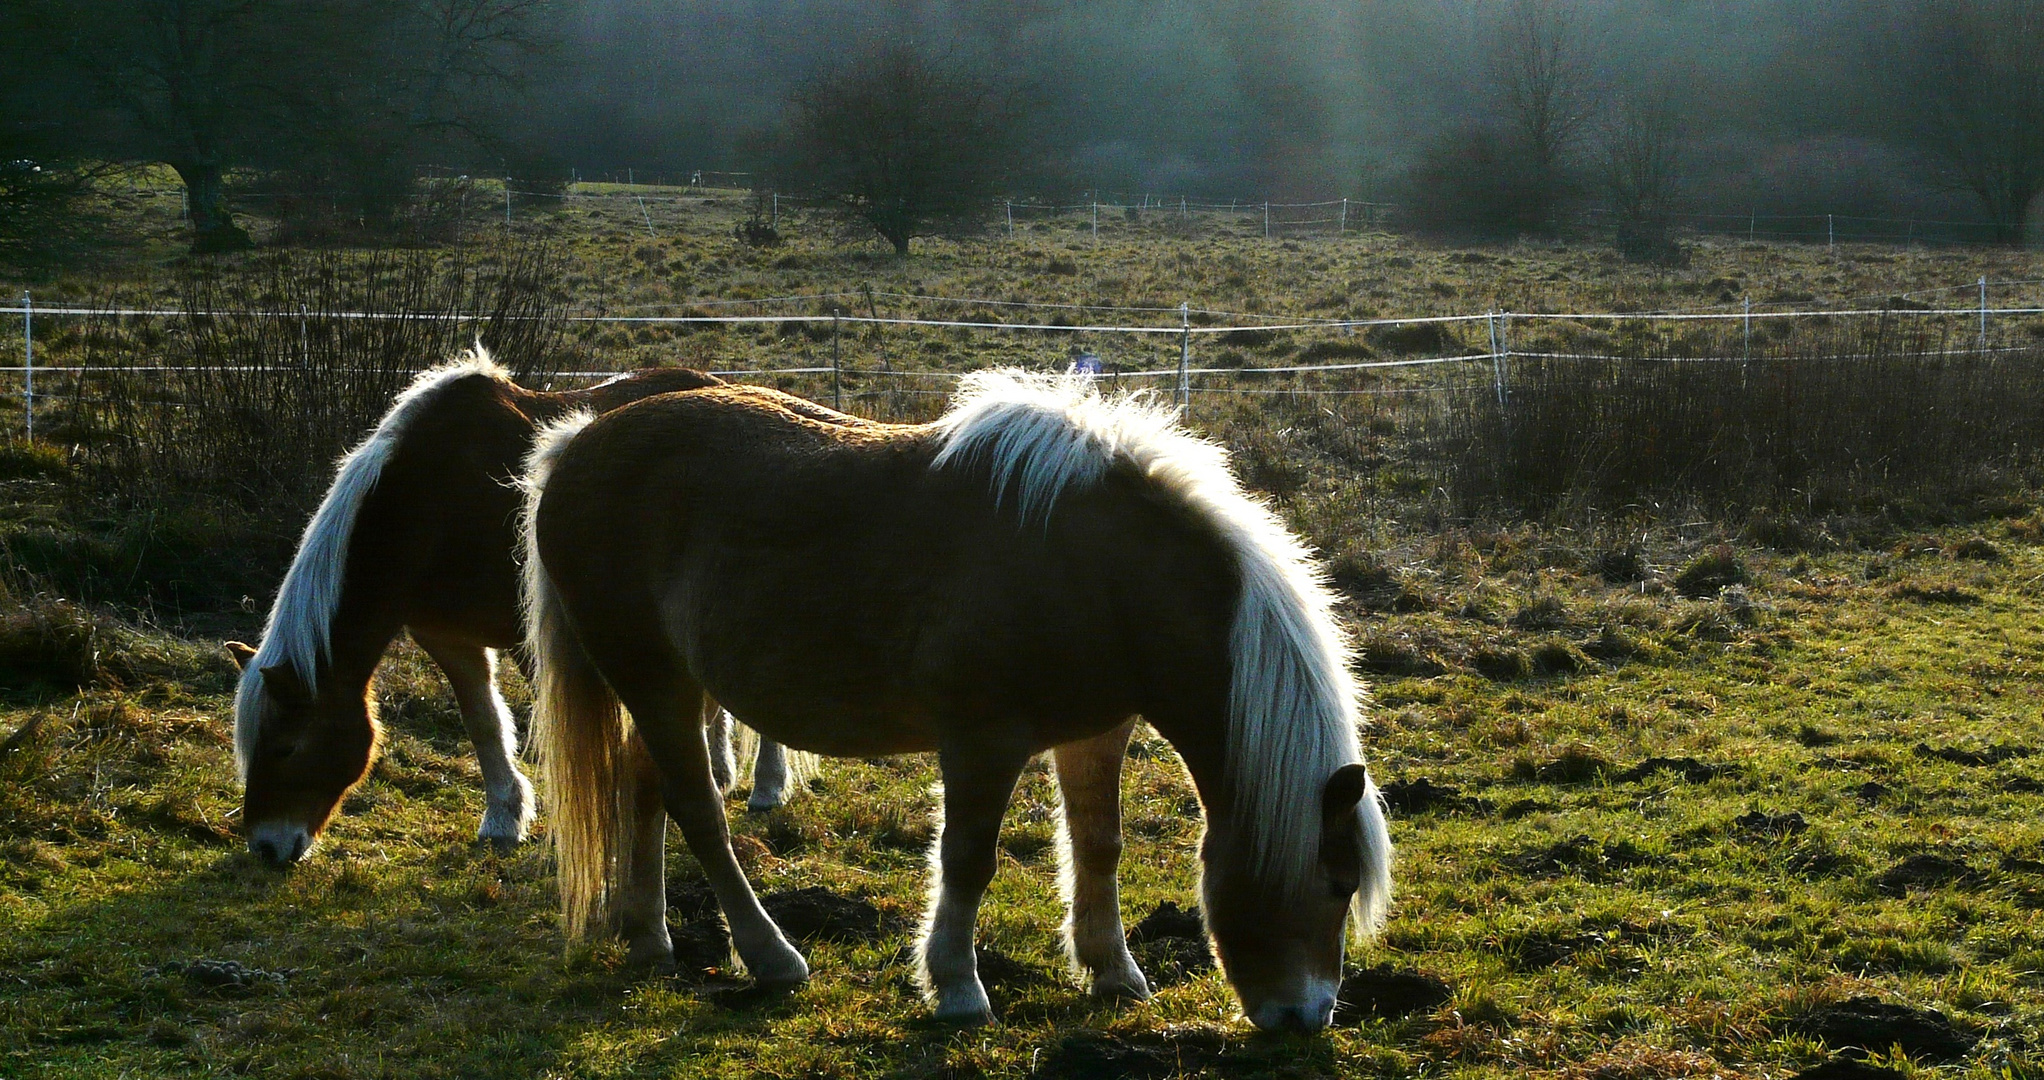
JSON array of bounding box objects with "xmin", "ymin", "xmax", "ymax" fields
[{"xmin": 1070, "ymin": 353, "xmax": 1102, "ymax": 375}]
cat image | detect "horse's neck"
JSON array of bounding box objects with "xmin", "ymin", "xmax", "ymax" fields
[
  {"xmin": 318, "ymin": 603, "xmax": 406, "ymax": 699},
  {"xmin": 1147, "ymin": 713, "xmax": 1234, "ymax": 819}
]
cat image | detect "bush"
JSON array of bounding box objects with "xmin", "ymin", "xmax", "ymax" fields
[
  {"xmin": 1437, "ymin": 314, "xmax": 2044, "ymax": 518},
  {"xmin": 1400, "ymin": 127, "xmax": 1574, "ymax": 240},
  {"xmin": 735, "ymin": 210, "xmax": 784, "ymax": 248},
  {"xmin": 70, "ymin": 243, "xmax": 573, "ymax": 520}
]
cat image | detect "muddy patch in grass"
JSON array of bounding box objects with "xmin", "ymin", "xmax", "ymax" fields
[
  {"xmin": 1733, "ymin": 810, "xmax": 1809, "ymax": 838},
  {"xmin": 760, "ymin": 887, "xmax": 886, "ymax": 943},
  {"xmin": 1913, "ymin": 741, "xmax": 2032, "ymax": 766},
  {"xmin": 1790, "ymin": 1060, "xmax": 1905, "ymax": 1080},
  {"xmin": 1872, "ymin": 852, "xmax": 1978, "ymax": 895},
  {"xmin": 1125, "ymin": 901, "xmax": 1212, "ymax": 987},
  {"xmin": 1380, "ymin": 777, "xmax": 1487, "ymax": 815},
  {"xmin": 1791, "ymin": 997, "xmax": 1979, "ymax": 1062},
  {"xmin": 1511, "ymin": 836, "xmax": 1654, "ymax": 879},
  {"xmin": 1333, "ymin": 966, "xmax": 1452, "ymax": 1022},
  {"xmin": 154, "ymin": 959, "xmax": 288, "ymax": 997},
  {"xmin": 1031, "ymin": 1026, "xmax": 1230, "ymax": 1079}
]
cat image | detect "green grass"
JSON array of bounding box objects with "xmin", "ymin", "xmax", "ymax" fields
[
  {"xmin": 6, "ymin": 188, "xmax": 2044, "ymax": 1077},
  {"xmin": 7, "ymin": 524, "xmax": 2044, "ymax": 1077}
]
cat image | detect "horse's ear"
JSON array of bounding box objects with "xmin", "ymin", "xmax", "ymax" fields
[
  {"xmin": 1322, "ymin": 763, "xmax": 1369, "ymax": 819},
  {"xmin": 260, "ymin": 663, "xmax": 312, "ymax": 706},
  {"xmin": 224, "ymin": 641, "xmax": 257, "ymax": 671},
  {"xmin": 1319, "ymin": 763, "xmax": 1371, "ymax": 896}
]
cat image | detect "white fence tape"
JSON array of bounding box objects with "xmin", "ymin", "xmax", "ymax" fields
[{"xmin": 6, "ymin": 287, "xmax": 2043, "ymax": 438}]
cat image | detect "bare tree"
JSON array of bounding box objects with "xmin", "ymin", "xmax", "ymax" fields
[
  {"xmin": 1490, "ymin": 0, "xmax": 1596, "ymax": 174},
  {"xmin": 1889, "ymin": 0, "xmax": 2044, "ymax": 242},
  {"xmin": 769, "ymin": 45, "xmax": 1018, "ymax": 256},
  {"xmin": 1600, "ymin": 82, "xmax": 1689, "ymax": 263}
]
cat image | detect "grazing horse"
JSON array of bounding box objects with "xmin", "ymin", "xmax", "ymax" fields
[
  {"xmin": 521, "ymin": 371, "xmax": 1393, "ymax": 1031},
  {"xmin": 226, "ymin": 352, "xmax": 811, "ymax": 868}
]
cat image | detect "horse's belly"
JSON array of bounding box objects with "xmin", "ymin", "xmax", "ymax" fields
[{"xmin": 715, "ymin": 695, "xmax": 941, "ymax": 758}]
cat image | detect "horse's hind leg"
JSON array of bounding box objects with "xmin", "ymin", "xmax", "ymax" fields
[
  {"xmin": 618, "ymin": 676, "xmax": 807, "ymax": 986},
  {"xmin": 412, "ymin": 632, "xmax": 535, "ymax": 850},
  {"xmin": 747, "ymin": 737, "xmax": 791, "ymax": 812},
  {"xmin": 706, "ymin": 704, "xmax": 736, "ymax": 794},
  {"xmin": 1054, "ymin": 719, "xmax": 1149, "ymax": 1001},
  {"xmin": 921, "ymin": 739, "xmax": 1033, "ymax": 1024},
  {"xmin": 616, "ymin": 731, "xmax": 677, "ymax": 969}
]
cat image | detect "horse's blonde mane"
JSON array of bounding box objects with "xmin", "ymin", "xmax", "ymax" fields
[
  {"xmin": 931, "ymin": 370, "xmax": 1390, "ymax": 925},
  {"xmin": 233, "ymin": 347, "xmax": 511, "ymax": 778}
]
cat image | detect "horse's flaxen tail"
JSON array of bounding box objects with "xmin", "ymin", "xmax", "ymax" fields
[{"xmin": 520, "ymin": 410, "xmax": 632, "ymax": 943}]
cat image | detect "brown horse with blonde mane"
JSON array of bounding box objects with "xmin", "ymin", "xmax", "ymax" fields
[
  {"xmin": 521, "ymin": 370, "xmax": 1393, "ymax": 1031},
  {"xmin": 226, "ymin": 352, "xmax": 811, "ymax": 871}
]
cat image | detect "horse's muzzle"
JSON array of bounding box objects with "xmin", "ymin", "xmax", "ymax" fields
[
  {"xmin": 248, "ymin": 822, "xmax": 312, "ymax": 866},
  {"xmin": 1248, "ymin": 993, "xmax": 1337, "ymax": 1033}
]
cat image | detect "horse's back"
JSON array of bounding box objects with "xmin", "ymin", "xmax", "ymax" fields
[
  {"xmin": 537, "ymin": 386, "xmax": 1238, "ymax": 755},
  {"xmin": 360, "ymin": 366, "xmax": 722, "ymax": 645}
]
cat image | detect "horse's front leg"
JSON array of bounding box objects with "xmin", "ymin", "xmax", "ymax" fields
[
  {"xmin": 411, "ymin": 633, "xmax": 534, "ymax": 849},
  {"xmin": 638, "ymin": 693, "xmax": 808, "ymax": 986},
  {"xmin": 921, "ymin": 740, "xmax": 1032, "ymax": 1024},
  {"xmin": 1054, "ymin": 719, "xmax": 1149, "ymax": 1000}
]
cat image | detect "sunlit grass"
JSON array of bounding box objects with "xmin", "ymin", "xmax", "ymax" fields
[{"xmin": 3, "ymin": 190, "xmax": 2044, "ymax": 1078}]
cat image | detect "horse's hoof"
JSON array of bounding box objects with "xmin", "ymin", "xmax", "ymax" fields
[
  {"xmin": 745, "ymin": 792, "xmax": 785, "ymax": 813},
  {"xmin": 934, "ymin": 1002, "xmax": 996, "ymax": 1026},
  {"xmin": 1090, "ymin": 970, "xmax": 1152, "ymax": 1002},
  {"xmin": 477, "ymin": 805, "xmax": 532, "ymax": 849},
  {"xmin": 745, "ymin": 949, "xmax": 810, "ymax": 988},
  {"xmin": 933, "ymin": 985, "xmax": 995, "ymax": 1025},
  {"xmin": 626, "ymin": 942, "xmax": 677, "ymax": 973}
]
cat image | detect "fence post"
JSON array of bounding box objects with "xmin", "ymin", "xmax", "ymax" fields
[
  {"xmin": 1743, "ymin": 296, "xmax": 1752, "ymax": 363},
  {"xmin": 1487, "ymin": 310, "xmax": 1505, "ymax": 409},
  {"xmin": 772, "ymin": 192, "xmax": 779, "ymax": 228},
  {"xmin": 1091, "ymin": 202, "xmax": 1098, "ymax": 241},
  {"xmin": 1178, "ymin": 302, "xmax": 1192, "ymax": 412},
  {"xmin": 20, "ymin": 290, "xmax": 30, "ymax": 442},
  {"xmin": 1828, "ymin": 214, "xmax": 1834, "ymax": 250},
  {"xmin": 1980, "ymin": 276, "xmax": 1989, "ymax": 351},
  {"xmin": 1748, "ymin": 210, "xmax": 1755, "ymax": 242},
  {"xmin": 1340, "ymin": 198, "xmax": 1348, "ymax": 233},
  {"xmin": 1264, "ymin": 202, "xmax": 1270, "ymax": 239},
  {"xmin": 637, "ymin": 194, "xmax": 656, "ymax": 237},
  {"xmin": 832, "ymin": 309, "xmax": 842, "ymax": 411},
  {"xmin": 1006, "ymin": 201, "xmax": 1013, "ymax": 237},
  {"xmin": 1181, "ymin": 196, "xmax": 1187, "ymax": 221}
]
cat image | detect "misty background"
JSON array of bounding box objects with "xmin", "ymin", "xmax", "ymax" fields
[{"xmin": 533, "ymin": 1, "xmax": 1969, "ymax": 221}]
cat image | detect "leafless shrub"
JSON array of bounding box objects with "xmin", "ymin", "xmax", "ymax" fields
[
  {"xmin": 73, "ymin": 242, "xmax": 571, "ymax": 516},
  {"xmin": 1437, "ymin": 313, "xmax": 2044, "ymax": 518}
]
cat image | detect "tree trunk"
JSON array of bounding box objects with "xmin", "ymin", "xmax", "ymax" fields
[{"xmin": 171, "ymin": 160, "xmax": 253, "ymax": 253}]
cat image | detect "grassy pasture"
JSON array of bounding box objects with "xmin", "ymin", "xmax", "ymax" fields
[{"xmin": 5, "ymin": 189, "xmax": 2044, "ymax": 1078}]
